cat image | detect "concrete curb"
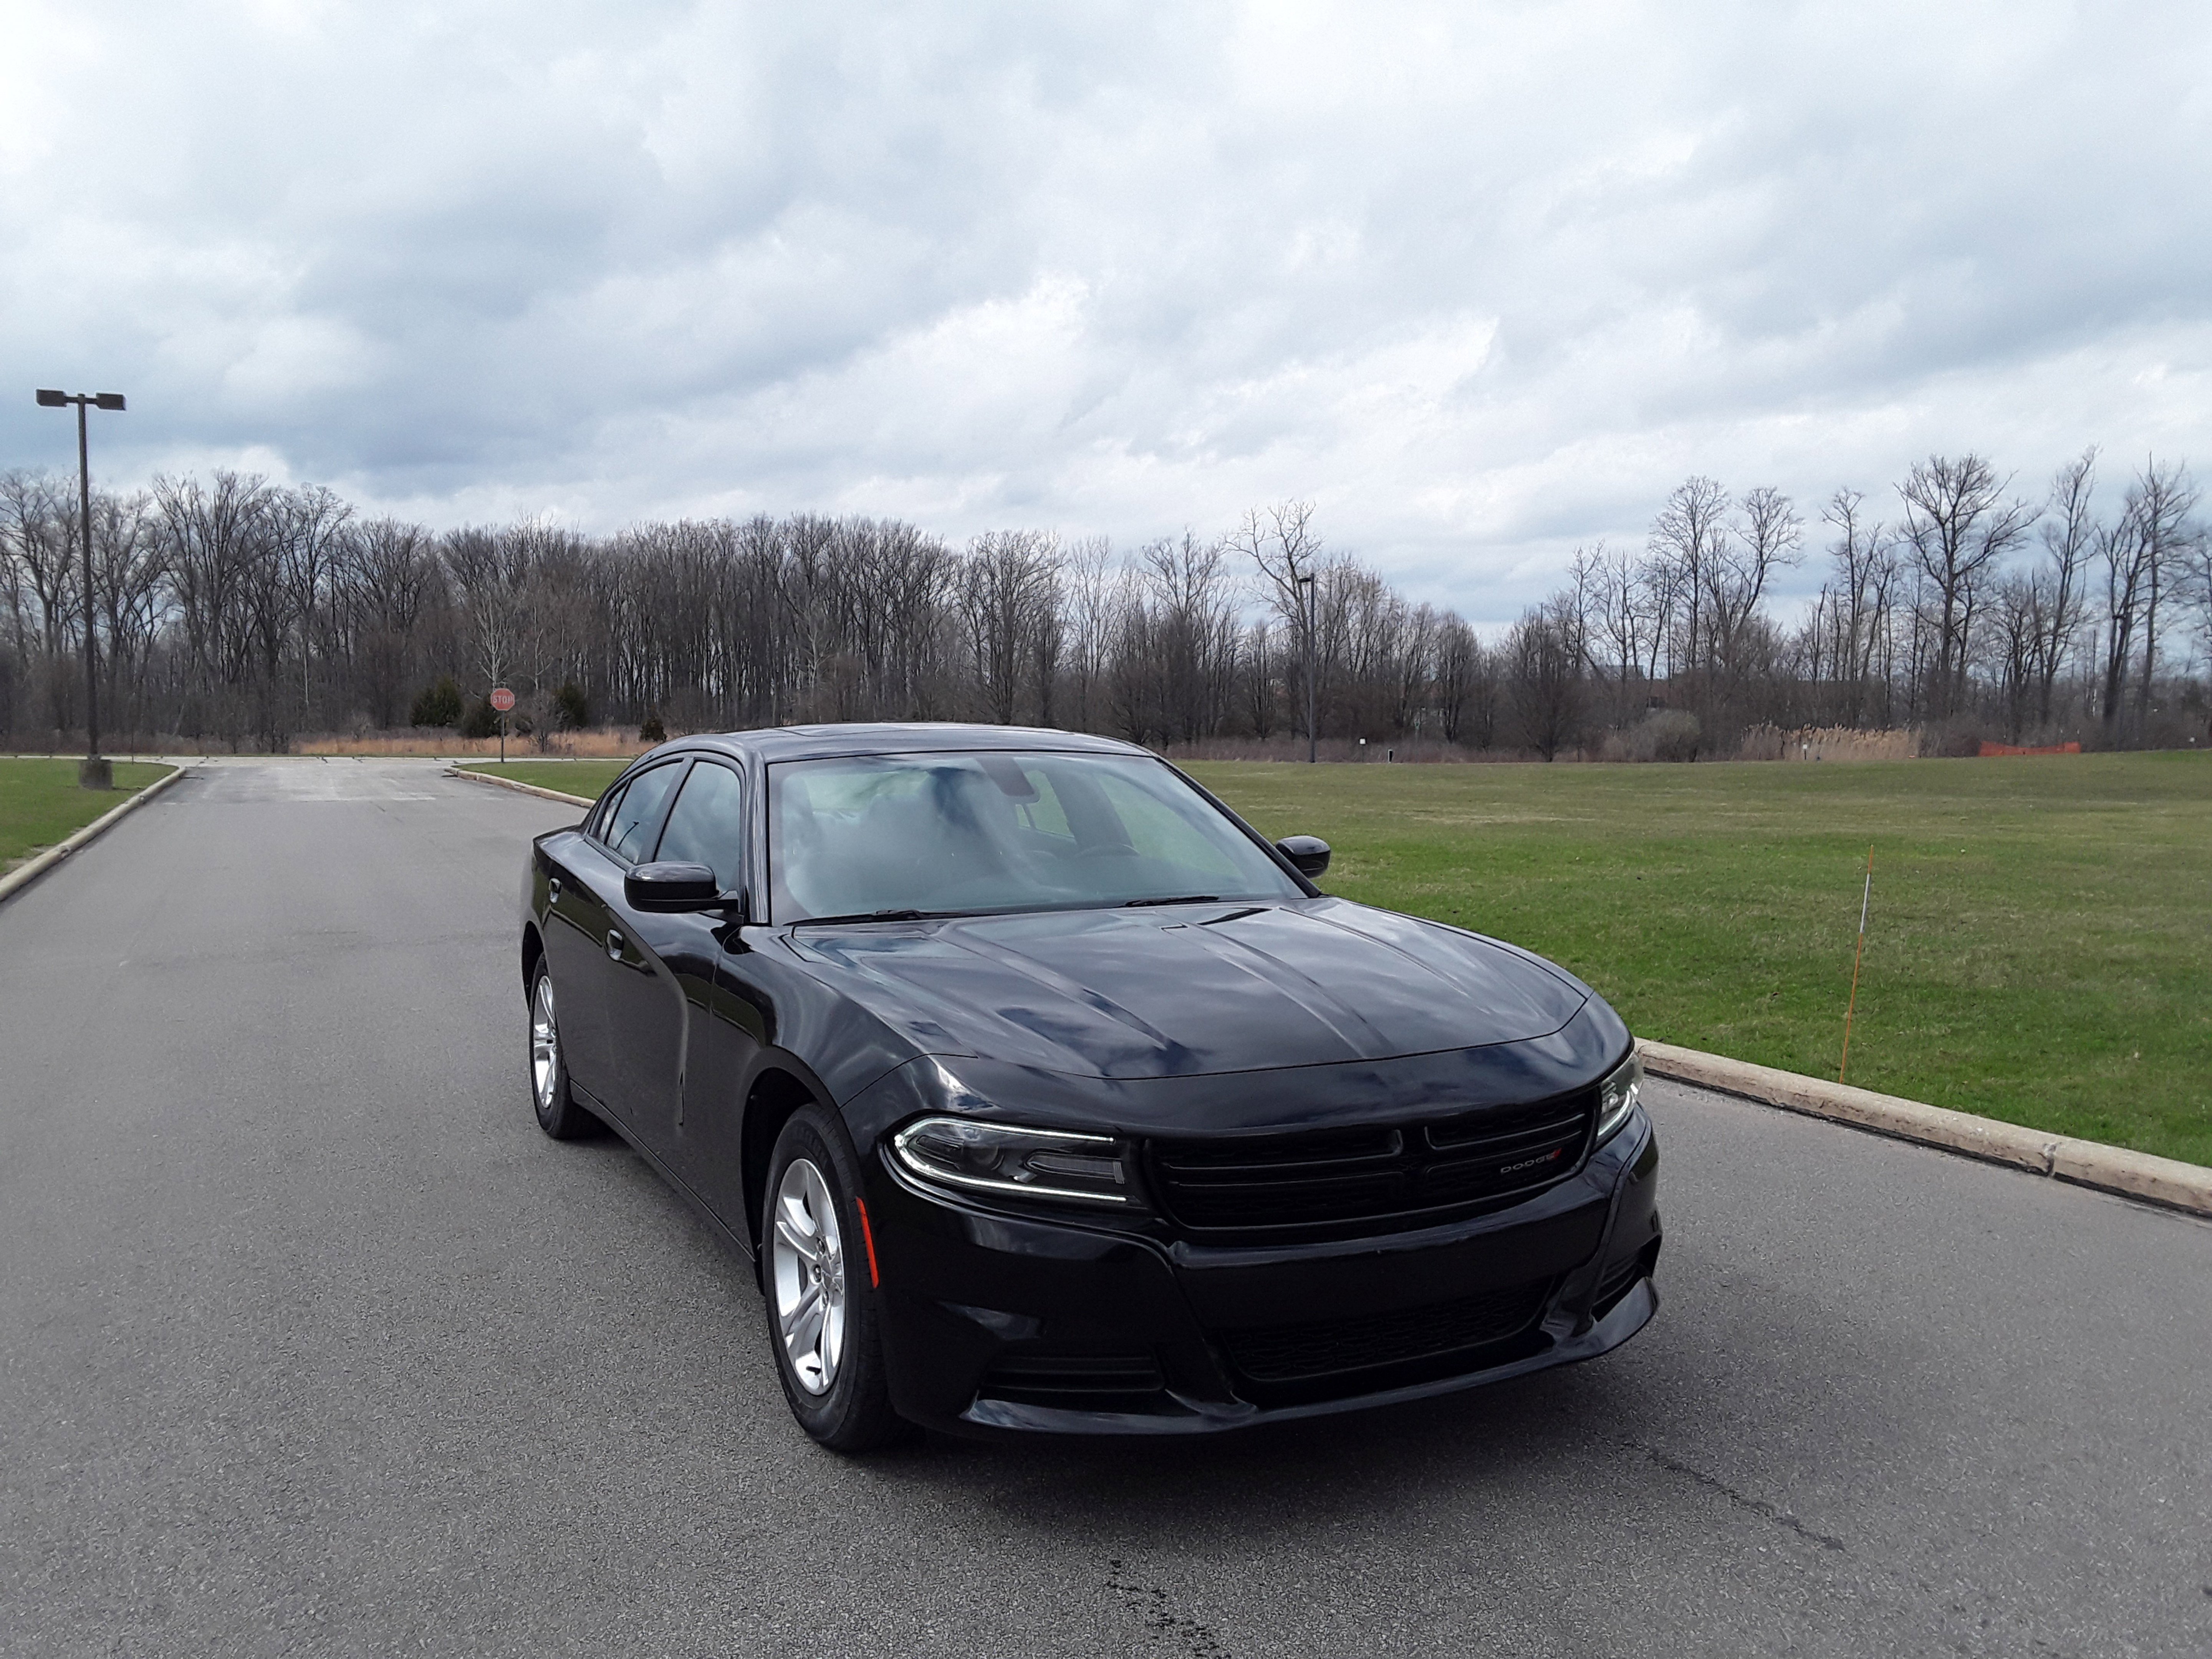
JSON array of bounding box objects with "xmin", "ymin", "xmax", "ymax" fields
[
  {"xmin": 1639, "ymin": 1038, "xmax": 2212, "ymax": 1221},
  {"xmin": 0, "ymin": 764, "xmax": 190, "ymax": 908},
  {"xmin": 446, "ymin": 767, "xmax": 595, "ymax": 808}
]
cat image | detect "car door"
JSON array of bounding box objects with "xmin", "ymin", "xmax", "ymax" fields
[
  {"xmin": 642, "ymin": 758, "xmax": 775, "ymax": 1229},
  {"xmin": 540, "ymin": 780, "xmax": 634, "ymax": 1106},
  {"xmin": 576, "ymin": 757, "xmax": 689, "ymax": 1129},
  {"xmin": 608, "ymin": 757, "xmax": 748, "ymax": 1170}
]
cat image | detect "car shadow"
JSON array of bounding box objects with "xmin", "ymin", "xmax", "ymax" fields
[{"xmin": 587, "ymin": 1124, "xmax": 1914, "ymax": 1560}]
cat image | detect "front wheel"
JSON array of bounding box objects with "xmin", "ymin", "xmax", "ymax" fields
[
  {"xmin": 528, "ymin": 960, "xmax": 599, "ymax": 1141},
  {"xmin": 761, "ymin": 1106, "xmax": 907, "ymax": 1452}
]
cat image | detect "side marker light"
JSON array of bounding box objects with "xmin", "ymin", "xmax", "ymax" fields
[{"xmin": 854, "ymin": 1196, "xmax": 881, "ymax": 1288}]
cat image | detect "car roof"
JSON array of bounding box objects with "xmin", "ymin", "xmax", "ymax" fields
[{"xmin": 656, "ymin": 722, "xmax": 1155, "ymax": 765}]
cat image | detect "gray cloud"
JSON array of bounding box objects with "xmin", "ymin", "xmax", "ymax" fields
[{"xmin": 4, "ymin": 0, "xmax": 2207, "ymax": 625}]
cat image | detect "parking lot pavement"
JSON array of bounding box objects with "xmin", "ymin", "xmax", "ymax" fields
[{"xmin": 3, "ymin": 757, "xmax": 2209, "ymax": 1658}]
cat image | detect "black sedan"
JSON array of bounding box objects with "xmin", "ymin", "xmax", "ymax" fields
[{"xmin": 520, "ymin": 723, "xmax": 1659, "ymax": 1450}]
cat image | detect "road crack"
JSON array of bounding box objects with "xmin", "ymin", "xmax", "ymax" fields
[
  {"xmin": 1106, "ymin": 1560, "xmax": 1232, "ymax": 1656},
  {"xmin": 1627, "ymin": 1440, "xmax": 1848, "ymax": 1553}
]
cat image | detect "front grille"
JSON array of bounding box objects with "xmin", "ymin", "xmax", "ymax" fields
[
  {"xmin": 1220, "ymin": 1278, "xmax": 1554, "ymax": 1386},
  {"xmin": 1148, "ymin": 1088, "xmax": 1596, "ymax": 1236},
  {"xmin": 977, "ymin": 1351, "xmax": 1166, "ymax": 1412}
]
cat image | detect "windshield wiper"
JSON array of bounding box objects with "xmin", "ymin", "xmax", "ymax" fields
[
  {"xmin": 1123, "ymin": 895, "xmax": 1220, "ymax": 907},
  {"xmin": 793, "ymin": 908, "xmax": 953, "ymax": 927}
]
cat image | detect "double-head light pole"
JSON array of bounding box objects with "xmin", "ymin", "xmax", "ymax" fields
[
  {"xmin": 35, "ymin": 388, "xmax": 126, "ymax": 788},
  {"xmin": 1298, "ymin": 571, "xmax": 1317, "ymax": 763}
]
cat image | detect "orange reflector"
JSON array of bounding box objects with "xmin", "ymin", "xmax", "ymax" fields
[{"xmin": 854, "ymin": 1196, "xmax": 881, "ymax": 1288}]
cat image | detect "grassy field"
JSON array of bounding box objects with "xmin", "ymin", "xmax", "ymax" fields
[
  {"xmin": 458, "ymin": 752, "xmax": 2212, "ymax": 1166},
  {"xmin": 0, "ymin": 758, "xmax": 176, "ymax": 872}
]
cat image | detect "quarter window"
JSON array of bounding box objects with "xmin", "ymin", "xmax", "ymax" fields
[
  {"xmin": 590, "ymin": 779, "xmax": 629, "ymax": 842},
  {"xmin": 604, "ymin": 762, "xmax": 684, "ymax": 864}
]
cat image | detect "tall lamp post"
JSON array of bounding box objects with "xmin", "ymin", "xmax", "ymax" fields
[
  {"xmin": 1298, "ymin": 571, "xmax": 1318, "ymax": 764},
  {"xmin": 35, "ymin": 388, "xmax": 127, "ymax": 789}
]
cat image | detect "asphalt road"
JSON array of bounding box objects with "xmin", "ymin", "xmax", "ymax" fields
[{"xmin": 3, "ymin": 757, "xmax": 2209, "ymax": 1658}]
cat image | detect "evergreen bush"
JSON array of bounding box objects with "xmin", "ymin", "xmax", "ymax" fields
[{"xmin": 409, "ymin": 676, "xmax": 463, "ymax": 727}]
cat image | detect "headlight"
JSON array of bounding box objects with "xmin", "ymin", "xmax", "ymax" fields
[
  {"xmin": 891, "ymin": 1116, "xmax": 1141, "ymax": 1208},
  {"xmin": 1594, "ymin": 1051, "xmax": 1643, "ymax": 1146}
]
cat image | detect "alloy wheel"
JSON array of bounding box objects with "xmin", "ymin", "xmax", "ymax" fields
[
  {"xmin": 531, "ymin": 973, "xmax": 560, "ymax": 1115},
  {"xmin": 771, "ymin": 1157, "xmax": 848, "ymax": 1395}
]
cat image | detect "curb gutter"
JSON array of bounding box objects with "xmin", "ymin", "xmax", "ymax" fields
[
  {"xmin": 1639, "ymin": 1038, "xmax": 2212, "ymax": 1221},
  {"xmin": 446, "ymin": 767, "xmax": 594, "ymax": 808},
  {"xmin": 0, "ymin": 765, "xmax": 190, "ymax": 908}
]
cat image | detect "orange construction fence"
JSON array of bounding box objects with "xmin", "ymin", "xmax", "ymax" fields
[{"xmin": 1978, "ymin": 740, "xmax": 2082, "ymax": 757}]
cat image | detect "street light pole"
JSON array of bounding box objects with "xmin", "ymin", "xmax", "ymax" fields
[
  {"xmin": 36, "ymin": 388, "xmax": 127, "ymax": 788},
  {"xmin": 1298, "ymin": 571, "xmax": 1318, "ymax": 764}
]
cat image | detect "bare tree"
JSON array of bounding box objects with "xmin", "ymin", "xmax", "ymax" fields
[
  {"xmin": 273, "ymin": 483, "xmax": 353, "ymax": 730},
  {"xmin": 1816, "ymin": 488, "xmax": 1895, "ymax": 725},
  {"xmin": 1059, "ymin": 535, "xmax": 1115, "ymax": 733},
  {"xmin": 1646, "ymin": 476, "xmax": 1729, "ymax": 683},
  {"xmin": 960, "ymin": 530, "xmax": 1058, "ymax": 725},
  {"xmin": 153, "ymin": 470, "xmax": 279, "ymax": 744},
  {"xmin": 1896, "ymin": 454, "xmax": 2037, "ymax": 721},
  {"xmin": 2027, "ymin": 450, "xmax": 2098, "ymax": 727},
  {"xmin": 0, "ymin": 473, "xmax": 79, "ymax": 715},
  {"xmin": 1721, "ymin": 487, "xmax": 1803, "ymax": 675},
  {"xmin": 1581, "ymin": 543, "xmax": 1648, "ymax": 727},
  {"xmin": 2129, "ymin": 459, "xmax": 2198, "ymax": 722},
  {"xmin": 2093, "ymin": 464, "xmax": 2199, "ymax": 732},
  {"xmin": 1139, "ymin": 532, "xmax": 1240, "ymax": 743},
  {"xmin": 1504, "ymin": 600, "xmax": 1585, "ymax": 760},
  {"xmin": 1230, "ymin": 500, "xmax": 1324, "ymax": 742}
]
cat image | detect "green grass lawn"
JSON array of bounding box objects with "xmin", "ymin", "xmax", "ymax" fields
[
  {"xmin": 462, "ymin": 751, "xmax": 2212, "ymax": 1166},
  {"xmin": 0, "ymin": 758, "xmax": 176, "ymax": 872},
  {"xmin": 1195, "ymin": 753, "xmax": 2212, "ymax": 1169},
  {"xmin": 458, "ymin": 759, "xmax": 625, "ymax": 802}
]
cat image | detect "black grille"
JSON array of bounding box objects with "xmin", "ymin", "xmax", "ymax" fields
[
  {"xmin": 1149, "ymin": 1089, "xmax": 1596, "ymax": 1236},
  {"xmin": 977, "ymin": 1352, "xmax": 1166, "ymax": 1412},
  {"xmin": 1220, "ymin": 1278, "xmax": 1553, "ymax": 1385}
]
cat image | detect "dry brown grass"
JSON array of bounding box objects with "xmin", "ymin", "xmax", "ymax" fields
[
  {"xmin": 1738, "ymin": 725, "xmax": 1919, "ymax": 763},
  {"xmin": 300, "ymin": 726, "xmax": 665, "ymax": 758}
]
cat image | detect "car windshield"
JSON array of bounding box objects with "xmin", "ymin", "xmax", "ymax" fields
[{"xmin": 769, "ymin": 750, "xmax": 1305, "ymax": 922}]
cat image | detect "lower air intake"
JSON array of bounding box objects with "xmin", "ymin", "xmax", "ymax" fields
[
  {"xmin": 977, "ymin": 1351, "xmax": 1167, "ymax": 1412},
  {"xmin": 1220, "ymin": 1278, "xmax": 1554, "ymax": 1388}
]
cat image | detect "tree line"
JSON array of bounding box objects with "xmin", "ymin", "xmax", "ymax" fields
[{"xmin": 2, "ymin": 451, "xmax": 2205, "ymax": 758}]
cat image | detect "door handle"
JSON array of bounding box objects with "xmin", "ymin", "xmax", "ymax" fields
[
  {"xmin": 548, "ymin": 876, "xmax": 562, "ymax": 900},
  {"xmin": 606, "ymin": 928, "xmax": 624, "ymax": 962}
]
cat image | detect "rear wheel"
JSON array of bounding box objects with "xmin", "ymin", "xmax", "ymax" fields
[
  {"xmin": 528, "ymin": 961, "xmax": 598, "ymax": 1140},
  {"xmin": 761, "ymin": 1106, "xmax": 907, "ymax": 1452}
]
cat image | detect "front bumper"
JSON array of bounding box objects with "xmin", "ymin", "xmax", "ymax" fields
[{"xmin": 861, "ymin": 1109, "xmax": 1661, "ymax": 1437}]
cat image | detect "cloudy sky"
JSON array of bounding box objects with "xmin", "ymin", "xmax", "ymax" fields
[{"xmin": 4, "ymin": 0, "xmax": 2207, "ymax": 624}]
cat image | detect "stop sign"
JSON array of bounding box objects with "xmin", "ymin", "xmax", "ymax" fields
[{"xmin": 489, "ymin": 686, "xmax": 517, "ymax": 713}]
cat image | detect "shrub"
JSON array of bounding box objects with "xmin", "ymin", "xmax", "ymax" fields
[
  {"xmin": 409, "ymin": 676, "xmax": 463, "ymax": 728},
  {"xmin": 553, "ymin": 682, "xmax": 591, "ymax": 731},
  {"xmin": 459, "ymin": 697, "xmax": 501, "ymax": 739},
  {"xmin": 1923, "ymin": 718, "xmax": 1990, "ymax": 758},
  {"xmin": 1623, "ymin": 709, "xmax": 1701, "ymax": 762},
  {"xmin": 639, "ymin": 712, "xmax": 667, "ymax": 744}
]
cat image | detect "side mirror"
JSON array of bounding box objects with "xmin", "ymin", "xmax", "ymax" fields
[
  {"xmin": 625, "ymin": 861, "xmax": 724, "ymax": 912},
  {"xmin": 1276, "ymin": 835, "xmax": 1331, "ymax": 879}
]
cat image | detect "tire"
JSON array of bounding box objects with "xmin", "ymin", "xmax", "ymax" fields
[
  {"xmin": 528, "ymin": 959, "xmax": 599, "ymax": 1141},
  {"xmin": 760, "ymin": 1105, "xmax": 908, "ymax": 1453}
]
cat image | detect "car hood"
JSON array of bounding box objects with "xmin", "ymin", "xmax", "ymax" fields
[{"xmin": 784, "ymin": 897, "xmax": 1587, "ymax": 1080}]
